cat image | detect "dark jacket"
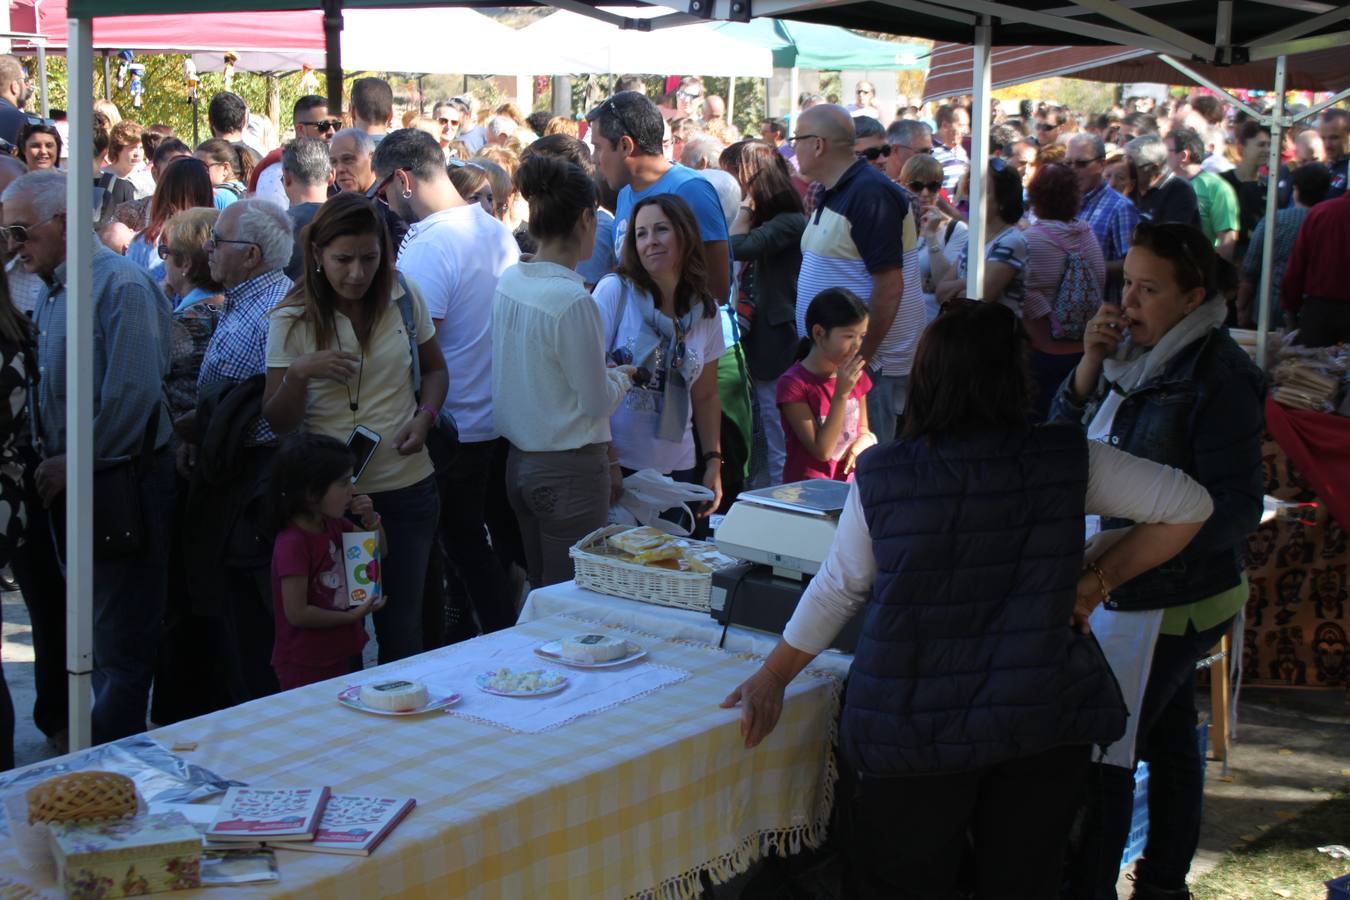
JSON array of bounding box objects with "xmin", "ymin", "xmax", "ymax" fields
[
  {"xmin": 183, "ymin": 375, "xmax": 275, "ymax": 616},
  {"xmin": 1049, "ymin": 329, "xmax": 1265, "ymax": 610},
  {"xmin": 730, "ymin": 211, "xmax": 806, "ymax": 382},
  {"xmin": 844, "ymin": 424, "xmax": 1126, "ymax": 777}
]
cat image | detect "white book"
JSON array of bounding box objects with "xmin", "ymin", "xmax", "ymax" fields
[{"xmin": 205, "ymin": 786, "xmax": 331, "ymax": 842}]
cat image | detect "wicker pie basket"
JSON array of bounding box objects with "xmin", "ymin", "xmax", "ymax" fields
[
  {"xmin": 569, "ymin": 525, "xmax": 720, "ymax": 612},
  {"xmin": 26, "ymin": 771, "xmax": 137, "ymax": 825}
]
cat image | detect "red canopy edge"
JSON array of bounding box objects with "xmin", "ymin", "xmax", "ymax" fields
[{"xmin": 9, "ymin": 0, "xmax": 327, "ymax": 53}]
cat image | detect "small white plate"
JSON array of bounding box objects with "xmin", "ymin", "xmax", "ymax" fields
[
  {"xmin": 474, "ymin": 669, "xmax": 569, "ymax": 697},
  {"xmin": 534, "ymin": 639, "xmax": 648, "ymax": 669},
  {"xmin": 338, "ymin": 685, "xmax": 461, "ymax": 716}
]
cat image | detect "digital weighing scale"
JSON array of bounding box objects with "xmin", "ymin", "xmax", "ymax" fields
[{"xmin": 711, "ymin": 480, "xmax": 861, "ymax": 654}]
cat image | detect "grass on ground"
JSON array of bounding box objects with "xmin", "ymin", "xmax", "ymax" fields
[{"xmin": 1191, "ymin": 793, "xmax": 1350, "ymax": 900}]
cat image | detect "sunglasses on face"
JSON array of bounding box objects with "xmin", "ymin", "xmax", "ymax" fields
[
  {"xmin": 299, "ymin": 119, "xmax": 342, "ymax": 133},
  {"xmin": 1037, "ymin": 122, "xmax": 1058, "ymax": 132},
  {"xmin": 437, "ymin": 117, "xmax": 461, "ymax": 128},
  {"xmin": 1068, "ymin": 156, "xmax": 1104, "ymax": 169},
  {"xmin": 157, "ymin": 241, "xmax": 172, "ymax": 260},
  {"xmin": 1, "ymin": 214, "xmax": 59, "ymax": 244},
  {"xmin": 892, "ymin": 143, "xmax": 933, "ymax": 155},
  {"xmin": 906, "ymin": 180, "xmax": 943, "ymax": 193},
  {"xmin": 859, "ymin": 145, "xmax": 892, "ymax": 161}
]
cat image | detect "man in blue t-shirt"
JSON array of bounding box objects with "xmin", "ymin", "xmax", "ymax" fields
[{"xmin": 586, "ymin": 91, "xmax": 731, "ymax": 304}]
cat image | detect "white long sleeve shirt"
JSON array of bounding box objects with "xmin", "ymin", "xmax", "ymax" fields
[
  {"xmin": 492, "ymin": 259, "xmax": 631, "ymax": 452},
  {"xmin": 782, "ymin": 441, "xmax": 1215, "ymax": 655}
]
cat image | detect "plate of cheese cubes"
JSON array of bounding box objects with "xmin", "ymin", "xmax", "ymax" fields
[{"xmin": 474, "ymin": 667, "xmax": 569, "ymax": 697}]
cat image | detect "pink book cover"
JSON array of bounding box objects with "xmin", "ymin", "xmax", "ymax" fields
[
  {"xmin": 206, "ymin": 786, "xmax": 331, "ymax": 841},
  {"xmin": 269, "ymin": 795, "xmax": 416, "ymax": 856}
]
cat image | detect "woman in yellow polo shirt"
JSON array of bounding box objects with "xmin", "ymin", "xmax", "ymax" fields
[{"xmin": 263, "ymin": 192, "xmax": 448, "ymax": 666}]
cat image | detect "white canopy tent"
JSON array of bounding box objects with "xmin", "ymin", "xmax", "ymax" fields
[{"xmin": 519, "ymin": 7, "xmax": 774, "ymax": 77}]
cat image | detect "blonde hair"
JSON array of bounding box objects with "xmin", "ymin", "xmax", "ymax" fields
[
  {"xmin": 899, "ymin": 153, "xmax": 944, "ymax": 184},
  {"xmin": 544, "ymin": 116, "xmax": 579, "ymax": 139},
  {"xmin": 476, "ymin": 145, "xmax": 519, "ymax": 179},
  {"xmin": 94, "ymin": 98, "xmax": 122, "ymax": 127},
  {"xmin": 410, "ymin": 117, "xmax": 442, "ymax": 142},
  {"xmin": 400, "ymin": 109, "xmax": 421, "ymax": 128},
  {"xmin": 495, "ymin": 102, "xmax": 527, "ymax": 127},
  {"xmin": 163, "ymin": 207, "xmax": 223, "ymax": 290}
]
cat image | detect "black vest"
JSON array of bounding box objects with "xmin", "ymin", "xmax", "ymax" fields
[{"xmin": 844, "ymin": 424, "xmax": 1125, "ymax": 776}]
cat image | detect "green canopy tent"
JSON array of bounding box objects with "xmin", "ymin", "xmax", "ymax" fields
[{"xmin": 711, "ymin": 18, "xmax": 927, "ymax": 120}]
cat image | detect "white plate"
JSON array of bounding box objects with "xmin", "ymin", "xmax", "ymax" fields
[
  {"xmin": 534, "ymin": 639, "xmax": 648, "ymax": 669},
  {"xmin": 474, "ymin": 669, "xmax": 569, "ymax": 697},
  {"xmin": 338, "ymin": 685, "xmax": 461, "ymax": 716}
]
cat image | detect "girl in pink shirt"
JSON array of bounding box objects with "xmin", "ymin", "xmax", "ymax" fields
[{"xmin": 777, "ymin": 289, "xmax": 877, "ymax": 483}]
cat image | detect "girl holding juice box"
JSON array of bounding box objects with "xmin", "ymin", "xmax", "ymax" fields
[
  {"xmin": 777, "ymin": 289, "xmax": 878, "ymax": 483},
  {"xmin": 269, "ymin": 433, "xmax": 388, "ymax": 690}
]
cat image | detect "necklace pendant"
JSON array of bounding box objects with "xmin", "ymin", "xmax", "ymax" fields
[{"xmin": 349, "ymin": 402, "xmax": 358, "ymax": 412}]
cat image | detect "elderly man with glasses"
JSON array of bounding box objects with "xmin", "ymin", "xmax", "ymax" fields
[
  {"xmin": 1068, "ymin": 133, "xmax": 1140, "ymax": 303},
  {"xmin": 1126, "ymin": 133, "xmax": 1201, "ymax": 230},
  {"xmin": 849, "ymin": 80, "xmax": 882, "ymax": 120},
  {"xmin": 3, "ymin": 170, "xmax": 175, "ymax": 748}
]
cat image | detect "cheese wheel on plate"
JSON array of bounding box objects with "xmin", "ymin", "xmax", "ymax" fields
[{"xmin": 359, "ymin": 679, "xmax": 429, "ymax": 711}]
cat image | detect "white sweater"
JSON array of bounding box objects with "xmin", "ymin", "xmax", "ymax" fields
[
  {"xmin": 782, "ymin": 440, "xmax": 1215, "ymax": 655},
  {"xmin": 491, "ymin": 259, "xmax": 630, "ymax": 452}
]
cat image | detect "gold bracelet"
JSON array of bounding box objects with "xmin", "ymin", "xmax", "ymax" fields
[{"xmin": 1085, "ymin": 562, "xmax": 1111, "ymax": 602}]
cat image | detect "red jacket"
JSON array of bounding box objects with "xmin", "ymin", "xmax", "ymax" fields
[{"xmin": 1281, "ymin": 192, "xmax": 1350, "ymax": 312}]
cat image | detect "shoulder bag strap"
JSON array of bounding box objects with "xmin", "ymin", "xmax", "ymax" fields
[{"xmin": 394, "ymin": 272, "xmax": 421, "ymax": 397}]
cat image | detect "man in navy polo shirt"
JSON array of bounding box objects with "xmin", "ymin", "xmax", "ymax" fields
[
  {"xmin": 587, "ymin": 91, "xmax": 731, "ymax": 304},
  {"xmin": 794, "ymin": 104, "xmax": 921, "ymax": 445},
  {"xmin": 0, "ymin": 56, "xmax": 33, "ymax": 149}
]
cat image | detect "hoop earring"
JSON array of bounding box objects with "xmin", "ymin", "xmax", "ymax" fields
[{"xmin": 401, "ymin": 188, "xmax": 413, "ymax": 200}]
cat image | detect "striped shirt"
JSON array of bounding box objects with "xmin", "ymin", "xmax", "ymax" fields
[
  {"xmin": 932, "ymin": 138, "xmax": 968, "ymax": 195},
  {"xmin": 795, "ymin": 160, "xmax": 921, "ymax": 377},
  {"xmin": 1079, "ymin": 180, "xmax": 1140, "ymax": 303}
]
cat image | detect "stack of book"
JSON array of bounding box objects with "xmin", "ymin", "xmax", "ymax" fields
[{"xmin": 206, "ymin": 787, "xmax": 415, "ymax": 857}]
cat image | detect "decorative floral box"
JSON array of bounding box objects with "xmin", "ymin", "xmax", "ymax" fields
[{"xmin": 48, "ymin": 811, "xmax": 202, "ymax": 899}]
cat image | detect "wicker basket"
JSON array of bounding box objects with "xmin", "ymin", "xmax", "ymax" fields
[
  {"xmin": 27, "ymin": 771, "xmax": 137, "ymax": 825},
  {"xmin": 570, "ymin": 525, "xmax": 716, "ymax": 612}
]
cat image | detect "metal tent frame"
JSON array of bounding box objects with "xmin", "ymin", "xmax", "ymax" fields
[{"xmin": 58, "ymin": 0, "xmax": 1350, "ymax": 748}]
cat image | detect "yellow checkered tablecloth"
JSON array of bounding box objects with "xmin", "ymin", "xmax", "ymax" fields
[{"xmin": 1, "ymin": 614, "xmax": 841, "ymax": 900}]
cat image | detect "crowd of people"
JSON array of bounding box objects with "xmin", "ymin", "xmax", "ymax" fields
[{"xmin": 0, "ymin": 52, "xmax": 1345, "ymax": 897}]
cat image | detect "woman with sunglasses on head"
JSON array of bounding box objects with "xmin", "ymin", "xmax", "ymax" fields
[
  {"xmin": 723, "ymin": 298, "xmax": 1215, "ymax": 899},
  {"xmin": 263, "ymin": 192, "xmax": 448, "ymax": 666},
  {"xmin": 593, "ymin": 194, "xmax": 725, "ymax": 524},
  {"xmin": 936, "ymin": 160, "xmax": 1028, "ymax": 312},
  {"xmin": 1053, "ymin": 221, "xmax": 1263, "ymax": 900},
  {"xmin": 905, "ymin": 153, "xmax": 968, "ymax": 323},
  {"xmin": 125, "ymin": 157, "xmax": 214, "ymax": 281},
  {"xmin": 1023, "ymin": 162, "xmax": 1105, "ymax": 421},
  {"xmin": 721, "ymin": 139, "xmax": 805, "ymax": 487}
]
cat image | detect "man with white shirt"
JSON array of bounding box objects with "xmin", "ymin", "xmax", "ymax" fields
[
  {"xmin": 372, "ymin": 128, "xmax": 519, "ymax": 636},
  {"xmin": 932, "ymin": 103, "xmax": 970, "ymax": 195}
]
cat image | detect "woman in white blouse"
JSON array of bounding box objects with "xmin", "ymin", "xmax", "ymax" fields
[
  {"xmin": 492, "ymin": 155, "xmax": 633, "ymax": 587},
  {"xmin": 592, "ymin": 194, "xmax": 725, "ymax": 519}
]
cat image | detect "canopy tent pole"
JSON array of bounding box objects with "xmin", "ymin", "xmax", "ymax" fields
[
  {"xmin": 36, "ymin": 40, "xmax": 47, "ymax": 118},
  {"xmin": 965, "ymin": 14, "xmax": 992, "ymax": 300},
  {"xmin": 1255, "ymin": 54, "xmax": 1286, "ymax": 371},
  {"xmin": 101, "ymin": 50, "xmax": 109, "ymax": 101},
  {"xmin": 66, "ymin": 15, "xmax": 95, "ymax": 753},
  {"xmin": 322, "ymin": 0, "xmax": 344, "ymax": 116},
  {"xmin": 788, "ymin": 65, "xmax": 799, "ymax": 123},
  {"xmin": 727, "ymin": 75, "xmax": 735, "ymax": 125},
  {"xmin": 1156, "ymin": 54, "xmax": 1266, "ymax": 122}
]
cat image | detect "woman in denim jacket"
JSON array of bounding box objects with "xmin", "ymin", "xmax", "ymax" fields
[{"xmin": 1052, "ymin": 221, "xmax": 1264, "ymax": 900}]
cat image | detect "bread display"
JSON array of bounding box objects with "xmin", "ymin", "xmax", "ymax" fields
[{"xmin": 600, "ymin": 527, "xmax": 737, "ymax": 574}]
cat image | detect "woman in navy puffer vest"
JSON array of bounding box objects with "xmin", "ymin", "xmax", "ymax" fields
[{"xmin": 722, "ymin": 300, "xmax": 1215, "ymax": 899}]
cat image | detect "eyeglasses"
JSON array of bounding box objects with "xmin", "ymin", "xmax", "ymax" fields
[
  {"xmin": 1, "ymin": 214, "xmax": 59, "ymax": 244},
  {"xmin": 856, "ymin": 89, "xmax": 874, "ymax": 96},
  {"xmin": 891, "ymin": 143, "xmax": 933, "ymax": 155},
  {"xmin": 369, "ymin": 169, "xmax": 402, "ymax": 205},
  {"xmin": 906, "ymin": 180, "xmax": 943, "ymax": 194},
  {"xmin": 1036, "ymin": 122, "xmax": 1058, "ymax": 132},
  {"xmin": 1067, "ymin": 156, "xmax": 1104, "ymax": 169},
  {"xmin": 157, "ymin": 241, "xmax": 172, "ymax": 260},
  {"xmin": 298, "ymin": 118, "xmax": 342, "ymax": 133},
  {"xmin": 592, "ymin": 96, "xmax": 642, "ymax": 143},
  {"xmin": 1132, "ymin": 220, "xmax": 1209, "ymax": 288},
  {"xmin": 677, "ymin": 90, "xmax": 702, "ymax": 101},
  {"xmin": 437, "ymin": 117, "xmax": 461, "ymax": 128},
  {"xmin": 859, "ymin": 145, "xmax": 892, "ymax": 161},
  {"xmin": 787, "ymin": 133, "xmax": 821, "ymax": 145},
  {"xmin": 204, "ymin": 230, "xmax": 260, "ymax": 252}
]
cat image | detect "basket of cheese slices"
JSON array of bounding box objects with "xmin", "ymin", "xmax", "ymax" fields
[{"xmin": 570, "ymin": 525, "xmax": 739, "ymax": 612}]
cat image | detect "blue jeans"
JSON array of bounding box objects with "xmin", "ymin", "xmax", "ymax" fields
[
  {"xmin": 91, "ymin": 449, "xmax": 176, "ymax": 744},
  {"xmin": 866, "ymin": 372, "xmax": 909, "ymax": 446},
  {"xmin": 368, "ymin": 475, "xmax": 439, "ymax": 664},
  {"xmin": 1068, "ymin": 615, "xmax": 1235, "ymax": 898}
]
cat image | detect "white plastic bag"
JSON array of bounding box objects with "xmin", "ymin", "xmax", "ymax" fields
[{"xmin": 609, "ymin": 469, "xmax": 713, "ymax": 537}]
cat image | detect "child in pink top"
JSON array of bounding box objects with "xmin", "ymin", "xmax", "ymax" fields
[
  {"xmin": 777, "ymin": 288, "xmax": 877, "ymax": 483},
  {"xmin": 270, "ymin": 434, "xmax": 388, "ymax": 691}
]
